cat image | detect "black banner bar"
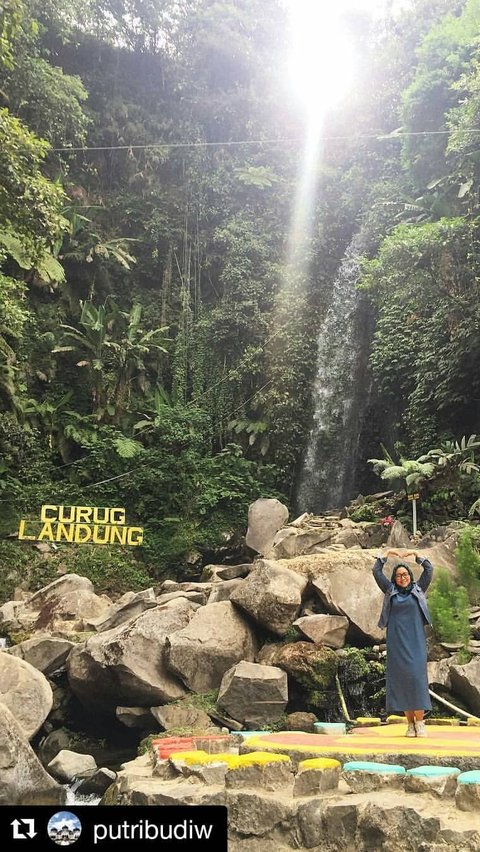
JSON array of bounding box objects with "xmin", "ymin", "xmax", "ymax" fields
[{"xmin": 0, "ymin": 806, "xmax": 228, "ymax": 850}]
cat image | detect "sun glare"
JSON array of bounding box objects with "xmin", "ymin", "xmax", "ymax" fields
[
  {"xmin": 287, "ymin": 4, "xmax": 354, "ymax": 115},
  {"xmin": 285, "ymin": 0, "xmax": 391, "ymax": 117},
  {"xmin": 282, "ymin": 1, "xmax": 398, "ymax": 271}
]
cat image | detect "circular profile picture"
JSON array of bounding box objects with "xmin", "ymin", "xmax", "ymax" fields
[{"xmin": 47, "ymin": 811, "xmax": 82, "ymax": 846}]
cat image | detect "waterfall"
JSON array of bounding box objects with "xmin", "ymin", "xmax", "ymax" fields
[
  {"xmin": 64, "ymin": 779, "xmax": 101, "ymax": 806},
  {"xmin": 296, "ymin": 231, "xmax": 374, "ymax": 513}
]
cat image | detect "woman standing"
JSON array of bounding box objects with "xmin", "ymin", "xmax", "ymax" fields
[{"xmin": 372, "ymin": 548, "xmax": 434, "ymax": 737}]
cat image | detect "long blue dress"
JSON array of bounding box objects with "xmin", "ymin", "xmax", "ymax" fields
[{"xmin": 386, "ymin": 593, "xmax": 431, "ymax": 712}]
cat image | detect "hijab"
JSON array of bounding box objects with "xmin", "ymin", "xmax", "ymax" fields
[{"xmin": 391, "ymin": 561, "xmax": 414, "ymax": 595}]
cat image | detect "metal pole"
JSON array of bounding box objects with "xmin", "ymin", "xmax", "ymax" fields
[{"xmin": 412, "ymin": 498, "xmax": 417, "ymax": 536}]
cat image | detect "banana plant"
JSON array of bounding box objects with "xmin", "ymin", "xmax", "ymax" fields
[{"xmin": 53, "ymin": 299, "xmax": 168, "ymax": 422}]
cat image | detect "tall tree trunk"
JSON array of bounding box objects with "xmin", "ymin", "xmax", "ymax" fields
[{"xmin": 161, "ymin": 244, "xmax": 173, "ymax": 328}]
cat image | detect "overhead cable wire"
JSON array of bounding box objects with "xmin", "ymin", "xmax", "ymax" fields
[{"xmin": 51, "ymin": 127, "xmax": 480, "ymax": 153}]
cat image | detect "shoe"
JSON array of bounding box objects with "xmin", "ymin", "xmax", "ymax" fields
[
  {"xmin": 415, "ymin": 720, "xmax": 427, "ymax": 737},
  {"xmin": 406, "ymin": 723, "xmax": 416, "ymax": 737}
]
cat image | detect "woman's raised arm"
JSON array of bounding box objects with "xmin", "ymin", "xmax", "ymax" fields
[{"xmin": 372, "ymin": 553, "xmax": 393, "ymax": 592}]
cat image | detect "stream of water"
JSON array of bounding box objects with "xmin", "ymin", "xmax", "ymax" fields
[{"xmin": 64, "ymin": 780, "xmax": 101, "ymax": 807}]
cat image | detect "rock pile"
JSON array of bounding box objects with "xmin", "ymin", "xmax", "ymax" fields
[{"xmin": 0, "ymin": 497, "xmax": 478, "ymax": 832}]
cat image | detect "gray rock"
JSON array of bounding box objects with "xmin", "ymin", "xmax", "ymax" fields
[
  {"xmin": 0, "ymin": 702, "xmax": 65, "ymax": 805},
  {"xmin": 225, "ymin": 759, "xmax": 293, "ymax": 791},
  {"xmin": 217, "ymin": 661, "xmax": 288, "ymax": 725},
  {"xmin": 245, "ymin": 498, "xmax": 289, "ymax": 555},
  {"xmin": 165, "ymin": 601, "xmax": 258, "ymax": 693},
  {"xmin": 150, "ymin": 702, "xmax": 213, "ymax": 731},
  {"xmin": 227, "ymin": 789, "xmax": 297, "ymax": 836},
  {"xmin": 75, "ymin": 767, "xmax": 117, "ymax": 795},
  {"xmin": 230, "ymin": 560, "xmax": 308, "ymax": 636},
  {"xmin": 387, "ymin": 520, "xmax": 412, "ymax": 548},
  {"xmin": 207, "ymin": 579, "xmax": 244, "ymax": 604},
  {"xmin": 47, "ymin": 749, "xmax": 97, "ymax": 783},
  {"xmin": 404, "ymin": 770, "xmax": 459, "ymax": 798},
  {"xmin": 285, "ymin": 711, "xmax": 318, "ymax": 732},
  {"xmin": 450, "ymin": 660, "xmax": 480, "ymax": 714},
  {"xmin": 342, "ymin": 768, "xmax": 406, "ymax": 793},
  {"xmin": 87, "ymin": 589, "xmax": 157, "ymax": 632},
  {"xmin": 293, "ymin": 762, "xmax": 340, "ymax": 796},
  {"xmin": 293, "ymin": 614, "xmax": 349, "ymax": 649},
  {"xmin": 6, "ymin": 635, "xmax": 74, "ymax": 676},
  {"xmin": 455, "ymin": 782, "xmax": 480, "ymax": 811},
  {"xmin": 216, "ymin": 564, "xmax": 252, "ymax": 581},
  {"xmin": 0, "ymin": 652, "xmax": 53, "ymax": 738},
  {"xmin": 66, "ymin": 600, "xmax": 193, "ymax": 713}
]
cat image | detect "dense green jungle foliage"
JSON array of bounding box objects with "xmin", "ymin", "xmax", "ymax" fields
[{"xmin": 2, "ymin": 0, "xmax": 480, "ymax": 590}]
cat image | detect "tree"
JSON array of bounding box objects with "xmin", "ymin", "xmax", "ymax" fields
[
  {"xmin": 401, "ymin": 0, "xmax": 480, "ymax": 190},
  {"xmin": 360, "ymin": 218, "xmax": 480, "ymax": 449},
  {"xmin": 428, "ymin": 568, "xmax": 471, "ymax": 647},
  {"xmin": 0, "ymin": 0, "xmax": 24, "ymax": 69},
  {"xmin": 0, "ymin": 109, "xmax": 67, "ymax": 269},
  {"xmin": 455, "ymin": 526, "xmax": 480, "ymax": 605}
]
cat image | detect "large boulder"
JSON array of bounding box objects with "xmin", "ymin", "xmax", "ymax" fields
[
  {"xmin": 150, "ymin": 702, "xmax": 214, "ymax": 732},
  {"xmin": 47, "ymin": 749, "xmax": 97, "ymax": 783},
  {"xmin": 387, "ymin": 520, "xmax": 412, "ymax": 548},
  {"xmin": 207, "ymin": 578, "xmax": 244, "ymax": 604},
  {"xmin": 427, "ymin": 655, "xmax": 462, "ymax": 691},
  {"xmin": 293, "ymin": 614, "xmax": 349, "ymax": 649},
  {"xmin": 0, "ymin": 574, "xmax": 112, "ymax": 637},
  {"xmin": 0, "ymin": 652, "xmax": 53, "ymax": 738},
  {"xmin": 268, "ymin": 642, "xmax": 339, "ymax": 711},
  {"xmin": 217, "ymin": 660, "xmax": 288, "ymax": 725},
  {"xmin": 230, "ymin": 560, "xmax": 308, "ymax": 636},
  {"xmin": 87, "ymin": 589, "xmax": 158, "ymax": 632},
  {"xmin": 6, "ymin": 635, "xmax": 74, "ymax": 676},
  {"xmin": 265, "ymin": 550, "xmax": 446, "ymax": 644},
  {"xmin": 306, "ymin": 553, "xmax": 387, "ymax": 643},
  {"xmin": 245, "ymin": 498, "xmax": 289, "ymax": 555},
  {"xmin": 262, "ymin": 516, "xmax": 389, "ymax": 559},
  {"xmin": 449, "ymin": 660, "xmax": 480, "ymax": 715},
  {"xmin": 0, "ymin": 702, "xmax": 65, "ymax": 805},
  {"xmin": 66, "ymin": 600, "xmax": 194, "ymax": 714},
  {"xmin": 266, "ymin": 528, "xmax": 335, "ymax": 559},
  {"xmin": 165, "ymin": 601, "xmax": 258, "ymax": 693}
]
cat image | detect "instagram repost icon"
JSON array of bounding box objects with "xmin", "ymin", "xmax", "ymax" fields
[{"xmin": 47, "ymin": 812, "xmax": 82, "ymax": 846}]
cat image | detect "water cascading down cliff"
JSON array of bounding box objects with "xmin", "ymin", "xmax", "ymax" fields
[{"xmin": 296, "ymin": 232, "xmax": 374, "ymax": 513}]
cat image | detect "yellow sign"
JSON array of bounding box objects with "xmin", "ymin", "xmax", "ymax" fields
[
  {"xmin": 407, "ymin": 493, "xmax": 420, "ymax": 501},
  {"xmin": 18, "ymin": 505, "xmax": 143, "ymax": 546}
]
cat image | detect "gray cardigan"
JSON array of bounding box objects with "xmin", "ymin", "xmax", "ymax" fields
[{"xmin": 372, "ymin": 556, "xmax": 434, "ymax": 629}]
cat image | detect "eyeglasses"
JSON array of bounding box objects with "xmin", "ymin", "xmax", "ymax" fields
[{"xmin": 395, "ymin": 572, "xmax": 410, "ymax": 579}]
